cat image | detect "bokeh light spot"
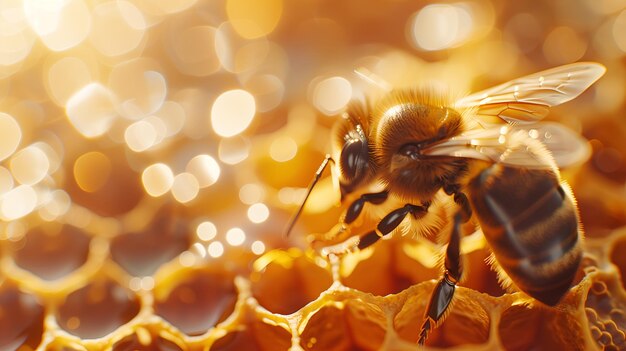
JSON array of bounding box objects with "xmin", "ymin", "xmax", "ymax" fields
[
  {"xmin": 312, "ymin": 76, "xmax": 352, "ymax": 115},
  {"xmin": 10, "ymin": 145, "xmax": 50, "ymax": 185},
  {"xmin": 65, "ymin": 83, "xmax": 117, "ymax": 138},
  {"xmin": 225, "ymin": 227, "xmax": 246, "ymax": 246},
  {"xmin": 211, "ymin": 89, "xmax": 256, "ymax": 137},
  {"xmin": 0, "ymin": 112, "xmax": 22, "ymax": 162},
  {"xmin": 613, "ymin": 9, "xmax": 626, "ymax": 53},
  {"xmin": 207, "ymin": 241, "xmax": 224, "ymax": 258},
  {"xmin": 154, "ymin": 101, "xmax": 186, "ymax": 137},
  {"xmin": 37, "ymin": 0, "xmax": 92, "ymax": 51},
  {"xmin": 269, "ymin": 136, "xmax": 297, "ymax": 162},
  {"xmin": 171, "ymin": 26, "xmax": 220, "ymax": 77},
  {"xmin": 185, "ymin": 155, "xmax": 221, "ymax": 188},
  {"xmin": 0, "ymin": 166, "xmax": 13, "ymax": 196},
  {"xmin": 197, "ymin": 221, "xmax": 217, "ymax": 241},
  {"xmin": 251, "ymin": 240, "xmax": 266, "ymax": 255},
  {"xmin": 23, "ymin": 0, "xmax": 64, "ymax": 37},
  {"xmin": 247, "ymin": 203, "xmax": 270, "ymax": 223},
  {"xmin": 226, "ymin": 0, "xmax": 283, "ymax": 39},
  {"xmin": 239, "ymin": 183, "xmax": 264, "ymax": 204},
  {"xmin": 218, "ymin": 136, "xmax": 251, "ymax": 165},
  {"xmin": 1, "ymin": 185, "xmax": 37, "ymax": 220},
  {"xmin": 543, "ymin": 26, "xmax": 587, "ymax": 65},
  {"xmin": 89, "ymin": 1, "xmax": 146, "ymax": 57},
  {"xmin": 142, "ymin": 163, "xmax": 174, "ymax": 197},
  {"xmin": 409, "ymin": 4, "xmax": 474, "ymax": 51},
  {"xmin": 47, "ymin": 56, "xmax": 94, "ymax": 106},
  {"xmin": 125, "ymin": 120, "xmax": 157, "ymax": 152},
  {"xmin": 171, "ymin": 172, "xmax": 199, "ymax": 203},
  {"xmin": 73, "ymin": 151, "xmax": 112, "ymax": 193}
]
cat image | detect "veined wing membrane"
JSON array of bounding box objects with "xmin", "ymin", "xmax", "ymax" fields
[
  {"xmin": 421, "ymin": 123, "xmax": 590, "ymax": 169},
  {"xmin": 456, "ymin": 62, "xmax": 606, "ymax": 125}
]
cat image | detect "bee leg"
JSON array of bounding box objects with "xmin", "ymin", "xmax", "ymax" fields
[
  {"xmin": 418, "ymin": 211, "xmax": 466, "ymax": 345},
  {"xmin": 356, "ymin": 203, "xmax": 429, "ymax": 250},
  {"xmin": 344, "ymin": 191, "xmax": 389, "ymax": 224},
  {"xmin": 443, "ymin": 183, "xmax": 472, "ymax": 221},
  {"xmin": 320, "ymin": 203, "xmax": 429, "ymax": 256}
]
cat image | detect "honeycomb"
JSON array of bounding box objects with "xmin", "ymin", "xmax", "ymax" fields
[{"xmin": 1, "ymin": 1, "xmax": 626, "ymax": 351}]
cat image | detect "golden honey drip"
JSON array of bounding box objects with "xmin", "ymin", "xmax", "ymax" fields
[{"xmin": 0, "ymin": 1, "xmax": 626, "ymax": 351}]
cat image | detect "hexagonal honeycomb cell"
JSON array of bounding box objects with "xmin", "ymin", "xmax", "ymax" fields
[{"xmin": 1, "ymin": 1, "xmax": 625, "ymax": 351}]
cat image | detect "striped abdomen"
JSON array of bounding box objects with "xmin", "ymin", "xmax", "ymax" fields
[{"xmin": 468, "ymin": 165, "xmax": 582, "ymax": 306}]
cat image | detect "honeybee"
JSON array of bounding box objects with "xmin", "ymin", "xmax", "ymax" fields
[{"xmin": 286, "ymin": 62, "xmax": 605, "ymax": 345}]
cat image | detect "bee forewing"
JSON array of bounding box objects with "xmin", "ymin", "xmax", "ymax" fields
[
  {"xmin": 422, "ymin": 123, "xmax": 590, "ymax": 169},
  {"xmin": 456, "ymin": 62, "xmax": 606, "ymax": 125}
]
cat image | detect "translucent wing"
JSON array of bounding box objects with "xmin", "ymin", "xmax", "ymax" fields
[
  {"xmin": 456, "ymin": 62, "xmax": 606, "ymax": 125},
  {"xmin": 421, "ymin": 122, "xmax": 590, "ymax": 169}
]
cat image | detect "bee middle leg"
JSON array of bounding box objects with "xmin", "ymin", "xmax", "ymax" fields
[{"xmin": 418, "ymin": 210, "xmax": 467, "ymax": 345}]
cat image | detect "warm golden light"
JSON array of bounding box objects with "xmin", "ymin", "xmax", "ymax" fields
[{"xmin": 0, "ymin": 1, "xmax": 623, "ymax": 350}]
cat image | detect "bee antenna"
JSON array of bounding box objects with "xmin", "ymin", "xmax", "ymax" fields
[
  {"xmin": 284, "ymin": 154, "xmax": 334, "ymax": 238},
  {"xmin": 354, "ymin": 67, "xmax": 392, "ymax": 92}
]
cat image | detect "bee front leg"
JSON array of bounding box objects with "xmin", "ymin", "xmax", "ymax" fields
[
  {"xmin": 418, "ymin": 211, "xmax": 466, "ymax": 345},
  {"xmin": 344, "ymin": 191, "xmax": 389, "ymax": 224},
  {"xmin": 320, "ymin": 203, "xmax": 429, "ymax": 256}
]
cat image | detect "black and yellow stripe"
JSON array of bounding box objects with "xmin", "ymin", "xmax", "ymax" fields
[{"xmin": 468, "ymin": 165, "xmax": 582, "ymax": 306}]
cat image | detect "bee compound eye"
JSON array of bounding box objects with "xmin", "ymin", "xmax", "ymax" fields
[
  {"xmin": 398, "ymin": 144, "xmax": 421, "ymax": 160},
  {"xmin": 340, "ymin": 139, "xmax": 368, "ymax": 183}
]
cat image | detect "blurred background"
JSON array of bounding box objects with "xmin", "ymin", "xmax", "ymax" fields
[{"xmin": 1, "ymin": 0, "xmax": 626, "ymax": 349}]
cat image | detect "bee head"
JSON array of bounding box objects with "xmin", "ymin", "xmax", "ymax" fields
[{"xmin": 373, "ymin": 92, "xmax": 464, "ymax": 200}]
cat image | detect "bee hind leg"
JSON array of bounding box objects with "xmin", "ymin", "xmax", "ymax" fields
[{"xmin": 418, "ymin": 211, "xmax": 466, "ymax": 345}]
